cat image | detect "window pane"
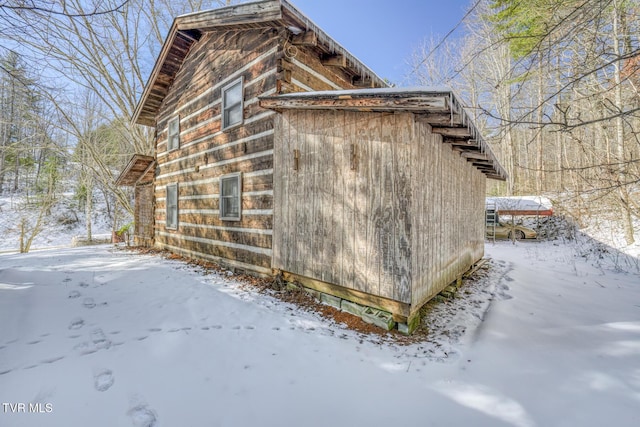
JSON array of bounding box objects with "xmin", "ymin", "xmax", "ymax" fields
[
  {"xmin": 169, "ymin": 118, "xmax": 179, "ymax": 134},
  {"xmin": 220, "ymin": 175, "xmax": 241, "ymax": 220},
  {"xmin": 167, "ymin": 185, "xmax": 177, "ymax": 228},
  {"xmin": 225, "ymin": 107, "xmax": 242, "ymax": 127},
  {"xmin": 222, "ymin": 177, "xmax": 238, "ymax": 197},
  {"xmin": 224, "ymin": 82, "xmax": 242, "ymax": 105},
  {"xmin": 168, "ymin": 118, "xmax": 179, "ymax": 150},
  {"xmin": 223, "ymin": 80, "xmax": 242, "ymax": 128}
]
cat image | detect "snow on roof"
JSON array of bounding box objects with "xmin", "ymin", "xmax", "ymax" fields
[{"xmin": 487, "ymin": 196, "xmax": 554, "ymax": 214}]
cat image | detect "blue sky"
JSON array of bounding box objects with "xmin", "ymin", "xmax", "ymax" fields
[{"xmin": 291, "ymin": 0, "xmax": 473, "ymax": 85}]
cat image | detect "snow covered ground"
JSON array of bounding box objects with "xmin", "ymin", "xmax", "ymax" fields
[
  {"xmin": 0, "ymin": 193, "xmax": 115, "ymax": 253},
  {"xmin": 1, "ymin": 235, "xmax": 639, "ymax": 426}
]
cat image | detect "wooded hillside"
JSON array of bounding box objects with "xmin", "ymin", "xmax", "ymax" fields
[{"xmin": 411, "ymin": 0, "xmax": 639, "ymax": 245}]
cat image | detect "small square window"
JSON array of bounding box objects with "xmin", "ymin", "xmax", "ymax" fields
[
  {"xmin": 166, "ymin": 183, "xmax": 178, "ymax": 229},
  {"xmin": 222, "ymin": 78, "xmax": 243, "ymax": 130},
  {"xmin": 220, "ymin": 173, "xmax": 241, "ymax": 221},
  {"xmin": 167, "ymin": 116, "xmax": 180, "ymax": 151}
]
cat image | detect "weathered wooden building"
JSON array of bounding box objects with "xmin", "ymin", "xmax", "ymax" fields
[{"xmin": 117, "ymin": 0, "xmax": 506, "ymax": 331}]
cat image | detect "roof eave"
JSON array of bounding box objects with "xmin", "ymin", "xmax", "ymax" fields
[
  {"xmin": 259, "ymin": 89, "xmax": 508, "ymax": 180},
  {"xmin": 132, "ymin": 0, "xmax": 284, "ymax": 127}
]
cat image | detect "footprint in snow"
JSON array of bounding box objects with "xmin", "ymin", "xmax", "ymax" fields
[
  {"xmin": 127, "ymin": 404, "xmax": 157, "ymax": 427},
  {"xmin": 41, "ymin": 356, "xmax": 64, "ymax": 364},
  {"xmin": 27, "ymin": 340, "xmax": 41, "ymax": 345},
  {"xmin": 83, "ymin": 298, "xmax": 96, "ymax": 309},
  {"xmin": 68, "ymin": 290, "xmax": 81, "ymax": 299},
  {"xmin": 0, "ymin": 369, "xmax": 12, "ymax": 375},
  {"xmin": 148, "ymin": 328, "xmax": 162, "ymax": 333},
  {"xmin": 68, "ymin": 318, "xmax": 85, "ymax": 330},
  {"xmin": 79, "ymin": 282, "xmax": 89, "ymax": 288},
  {"xmin": 63, "ymin": 278, "xmax": 72, "ymax": 283},
  {"xmin": 94, "ymin": 369, "xmax": 114, "ymax": 392},
  {"xmin": 91, "ymin": 329, "xmax": 110, "ymax": 348}
]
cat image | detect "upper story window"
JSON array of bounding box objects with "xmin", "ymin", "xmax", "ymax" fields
[
  {"xmin": 222, "ymin": 77, "xmax": 243, "ymax": 130},
  {"xmin": 166, "ymin": 183, "xmax": 178, "ymax": 229},
  {"xmin": 167, "ymin": 116, "xmax": 180, "ymax": 151},
  {"xmin": 220, "ymin": 173, "xmax": 242, "ymax": 221}
]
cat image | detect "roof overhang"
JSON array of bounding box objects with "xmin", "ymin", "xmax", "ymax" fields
[
  {"xmin": 260, "ymin": 87, "xmax": 508, "ymax": 181},
  {"xmin": 115, "ymin": 154, "xmax": 156, "ymax": 186},
  {"xmin": 132, "ymin": 0, "xmax": 387, "ymax": 127}
]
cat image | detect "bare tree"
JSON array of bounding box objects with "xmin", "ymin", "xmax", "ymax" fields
[
  {"xmin": 408, "ymin": 0, "xmax": 639, "ymax": 244},
  {"xmin": 2, "ymin": 0, "xmax": 243, "ymax": 235}
]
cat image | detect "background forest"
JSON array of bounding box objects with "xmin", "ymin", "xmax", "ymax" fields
[
  {"xmin": 411, "ymin": 0, "xmax": 639, "ymax": 246},
  {"xmin": 0, "ymin": 0, "xmax": 638, "ymax": 250}
]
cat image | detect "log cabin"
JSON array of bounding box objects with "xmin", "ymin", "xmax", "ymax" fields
[{"xmin": 116, "ymin": 0, "xmax": 507, "ymax": 332}]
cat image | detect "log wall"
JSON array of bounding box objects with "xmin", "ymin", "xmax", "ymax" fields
[
  {"xmin": 150, "ymin": 27, "xmax": 363, "ymax": 274},
  {"xmin": 153, "ymin": 28, "xmax": 281, "ymax": 274},
  {"xmin": 277, "ymin": 43, "xmax": 360, "ymax": 94}
]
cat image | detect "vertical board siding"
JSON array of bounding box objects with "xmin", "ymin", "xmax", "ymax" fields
[
  {"xmin": 153, "ymin": 28, "xmax": 279, "ymax": 271},
  {"xmin": 273, "ymin": 111, "xmax": 414, "ymax": 303},
  {"xmin": 392, "ymin": 114, "xmax": 413, "ymax": 303},
  {"xmin": 273, "ymin": 110, "xmax": 486, "ymax": 308},
  {"xmin": 410, "ymin": 120, "xmax": 486, "ymax": 308},
  {"xmin": 342, "ymin": 112, "xmax": 357, "ymax": 290},
  {"xmin": 134, "ymin": 184, "xmax": 155, "ymax": 247}
]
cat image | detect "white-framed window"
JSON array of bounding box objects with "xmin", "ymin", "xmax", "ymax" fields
[
  {"xmin": 221, "ymin": 77, "xmax": 243, "ymax": 130},
  {"xmin": 167, "ymin": 116, "xmax": 180, "ymax": 151},
  {"xmin": 220, "ymin": 173, "xmax": 242, "ymax": 221},
  {"xmin": 166, "ymin": 183, "xmax": 178, "ymax": 229}
]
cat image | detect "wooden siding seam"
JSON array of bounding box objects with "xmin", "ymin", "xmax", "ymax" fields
[
  {"xmin": 291, "ymin": 58, "xmax": 342, "ymax": 90},
  {"xmin": 158, "ymin": 98, "xmax": 275, "ymax": 153},
  {"xmin": 161, "ymin": 129, "xmax": 274, "ymax": 167},
  {"xmin": 291, "ymin": 78, "xmax": 313, "ymax": 92},
  {"xmin": 156, "ymin": 231, "xmax": 273, "ymax": 255},
  {"xmin": 179, "ymin": 87, "xmax": 276, "ymax": 137},
  {"xmin": 158, "ymin": 110, "xmax": 275, "ymax": 153},
  {"xmin": 173, "ymin": 222, "xmax": 273, "ymax": 235},
  {"xmin": 169, "ymin": 87, "xmax": 276, "ymax": 141},
  {"xmin": 158, "ymin": 243, "xmax": 272, "ymax": 275},
  {"xmin": 156, "ymin": 208, "xmax": 273, "ymax": 216},
  {"xmin": 178, "ymin": 68, "xmax": 277, "ymax": 124},
  {"xmin": 157, "ymin": 190, "xmax": 273, "ymax": 203},
  {"xmin": 180, "ymin": 168, "xmax": 273, "ymax": 187},
  {"xmin": 170, "ymin": 45, "xmax": 278, "ymax": 118},
  {"xmin": 156, "ymin": 149, "xmax": 274, "ymax": 181}
]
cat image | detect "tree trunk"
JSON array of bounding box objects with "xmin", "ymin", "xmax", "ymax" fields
[{"xmin": 612, "ymin": 0, "xmax": 635, "ymax": 245}]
